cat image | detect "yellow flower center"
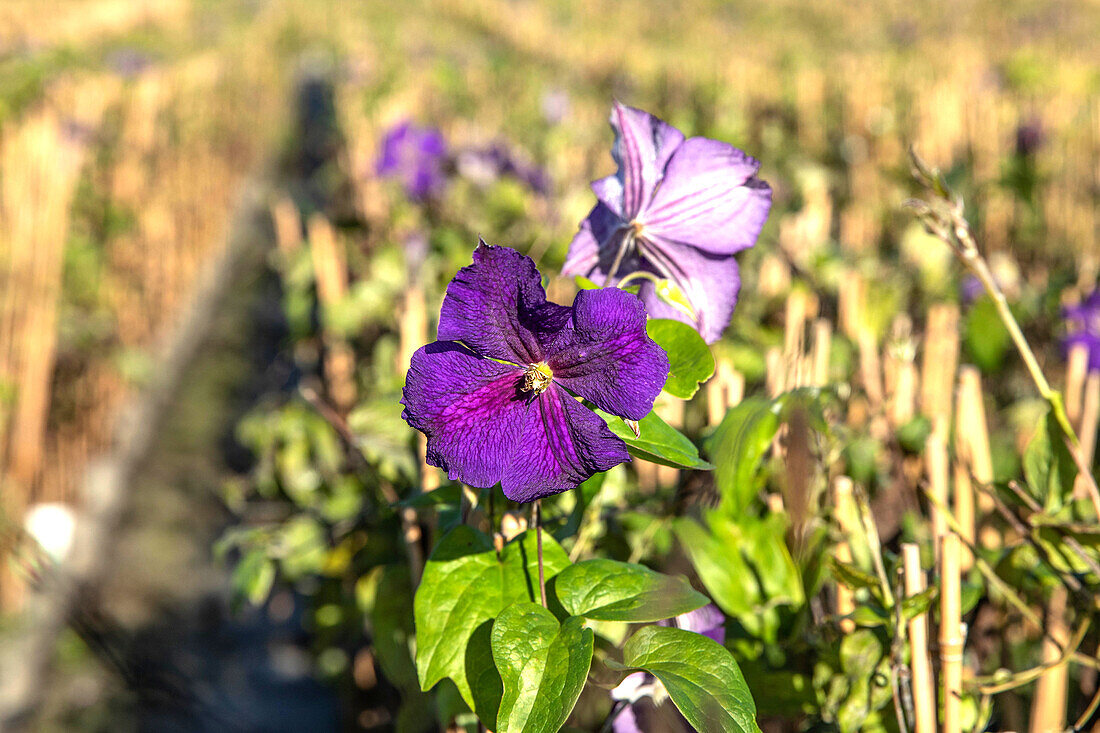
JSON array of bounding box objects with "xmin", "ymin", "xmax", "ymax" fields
[{"xmin": 522, "ymin": 362, "xmax": 553, "ymax": 395}]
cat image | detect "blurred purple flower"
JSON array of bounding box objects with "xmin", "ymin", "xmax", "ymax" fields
[
  {"xmin": 456, "ymin": 142, "xmax": 550, "ymax": 195},
  {"xmin": 960, "ymin": 275, "xmax": 985, "ymax": 305},
  {"xmin": 609, "ymin": 605, "xmax": 726, "ymax": 733},
  {"xmin": 400, "ymin": 243, "xmax": 668, "ymax": 502},
  {"xmin": 1064, "ymin": 290, "xmax": 1100, "ymax": 371},
  {"xmin": 1015, "ymin": 117, "xmax": 1044, "ymax": 158},
  {"xmin": 375, "ymin": 121, "xmax": 448, "ymax": 201},
  {"xmin": 107, "ymin": 48, "xmax": 151, "ymax": 78},
  {"xmin": 563, "ymin": 102, "xmax": 772, "ymax": 343}
]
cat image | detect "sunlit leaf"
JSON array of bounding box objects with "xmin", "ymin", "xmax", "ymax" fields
[
  {"xmin": 599, "ymin": 409, "xmax": 713, "ymax": 470},
  {"xmin": 491, "ymin": 603, "xmax": 593, "ymax": 733},
  {"xmin": 555, "ymin": 558, "xmax": 708, "ymax": 622},
  {"xmin": 622, "ymin": 625, "xmax": 760, "ymax": 733},
  {"xmin": 646, "ymin": 318, "xmax": 715, "ymax": 399}
]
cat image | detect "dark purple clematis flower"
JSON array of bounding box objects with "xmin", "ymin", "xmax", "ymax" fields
[
  {"xmin": 401, "ymin": 243, "xmax": 669, "ymax": 502},
  {"xmin": 1064, "ymin": 290, "xmax": 1100, "ymax": 371},
  {"xmin": 375, "ymin": 120, "xmax": 448, "ymax": 201},
  {"xmin": 563, "ymin": 102, "xmax": 772, "ymax": 344},
  {"xmin": 610, "ymin": 605, "xmax": 726, "ymax": 733},
  {"xmin": 456, "ymin": 142, "xmax": 550, "ymax": 195}
]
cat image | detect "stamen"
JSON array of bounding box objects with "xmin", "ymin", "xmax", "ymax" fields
[{"xmin": 522, "ymin": 362, "xmax": 553, "ymax": 395}]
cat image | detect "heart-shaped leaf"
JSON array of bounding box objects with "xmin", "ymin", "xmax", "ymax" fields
[
  {"xmin": 622, "ymin": 625, "xmax": 760, "ymax": 733},
  {"xmin": 647, "ymin": 318, "xmax": 715, "ymax": 399},
  {"xmin": 555, "ymin": 558, "xmax": 708, "ymax": 622},
  {"xmin": 491, "ymin": 603, "xmax": 593, "ymax": 733},
  {"xmin": 413, "ymin": 526, "xmax": 570, "ymax": 724}
]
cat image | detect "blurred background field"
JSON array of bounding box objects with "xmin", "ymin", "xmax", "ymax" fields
[{"xmin": 2, "ymin": 0, "xmax": 1100, "ymax": 730}]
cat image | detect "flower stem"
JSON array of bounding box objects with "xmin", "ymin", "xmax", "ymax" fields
[{"xmin": 535, "ymin": 500, "xmax": 547, "ymax": 607}]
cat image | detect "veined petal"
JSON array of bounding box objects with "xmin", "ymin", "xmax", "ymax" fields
[
  {"xmin": 608, "ymin": 102, "xmax": 685, "ymax": 220},
  {"xmin": 401, "ymin": 342, "xmax": 529, "ymax": 489},
  {"xmin": 438, "ymin": 242, "xmax": 570, "ymax": 364},
  {"xmin": 642, "ymin": 137, "xmax": 772, "ymax": 255},
  {"xmin": 562, "ymin": 203, "xmax": 629, "ymax": 284},
  {"xmin": 544, "ymin": 288, "xmax": 668, "ymax": 420},
  {"xmin": 501, "ymin": 384, "xmax": 628, "ymax": 502},
  {"xmin": 637, "ymin": 236, "xmax": 742, "ymax": 344}
]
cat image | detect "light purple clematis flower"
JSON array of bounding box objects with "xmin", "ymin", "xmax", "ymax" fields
[
  {"xmin": 563, "ymin": 102, "xmax": 772, "ymax": 343},
  {"xmin": 1064, "ymin": 290, "xmax": 1100, "ymax": 371},
  {"xmin": 610, "ymin": 604, "xmax": 726, "ymax": 733},
  {"xmin": 375, "ymin": 120, "xmax": 448, "ymax": 201},
  {"xmin": 401, "ymin": 243, "xmax": 669, "ymax": 502}
]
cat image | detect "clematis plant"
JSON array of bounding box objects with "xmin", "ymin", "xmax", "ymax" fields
[
  {"xmin": 401, "ymin": 242, "xmax": 669, "ymax": 502},
  {"xmin": 563, "ymin": 102, "xmax": 772, "ymax": 343}
]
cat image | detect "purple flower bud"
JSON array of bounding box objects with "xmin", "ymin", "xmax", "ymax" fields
[{"xmin": 1015, "ymin": 117, "xmax": 1044, "ymax": 158}]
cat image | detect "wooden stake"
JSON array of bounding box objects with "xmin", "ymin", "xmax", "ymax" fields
[
  {"xmin": 307, "ymin": 214, "xmax": 357, "ymax": 412},
  {"xmin": 1066, "ymin": 343, "xmax": 1089, "ymax": 428},
  {"xmin": 811, "ymin": 318, "xmax": 832, "ymax": 387},
  {"xmin": 1074, "ymin": 372, "xmax": 1100, "ymax": 502},
  {"xmin": 926, "ymin": 417, "xmax": 950, "ymax": 549},
  {"xmin": 956, "ymin": 366, "xmax": 994, "ymax": 553},
  {"xmin": 903, "ymin": 544, "xmax": 937, "ymax": 733},
  {"xmin": 270, "ymin": 195, "xmax": 302, "ymax": 254},
  {"xmin": 939, "ymin": 532, "xmax": 963, "ymax": 733},
  {"xmin": 920, "ymin": 304, "xmax": 959, "ymax": 423},
  {"xmin": 834, "ymin": 476, "xmax": 856, "ymax": 632},
  {"xmin": 1030, "ymin": 585, "xmax": 1069, "ymax": 733}
]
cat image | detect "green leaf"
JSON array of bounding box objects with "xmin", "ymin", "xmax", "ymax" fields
[
  {"xmin": 964, "ymin": 296, "xmax": 1011, "ymax": 374},
  {"xmin": 622, "ymin": 625, "xmax": 761, "ymax": 733},
  {"xmin": 574, "ymin": 275, "xmax": 600, "ymax": 290},
  {"xmin": 232, "ymin": 548, "xmax": 275, "ymax": 607},
  {"xmin": 555, "ymin": 558, "xmax": 708, "ymax": 622},
  {"xmin": 901, "ymin": 586, "xmax": 938, "ymax": 621},
  {"xmin": 674, "ymin": 512, "xmax": 803, "ymax": 641},
  {"xmin": 655, "ymin": 279, "xmax": 697, "ymax": 320},
  {"xmin": 1023, "ymin": 408, "xmax": 1077, "ymax": 513},
  {"xmin": 600, "ymin": 409, "xmax": 713, "ymax": 470},
  {"xmin": 828, "ymin": 556, "xmax": 880, "ymax": 592},
  {"xmin": 646, "ymin": 318, "xmax": 715, "ymax": 399},
  {"xmin": 705, "ymin": 397, "xmax": 781, "ymax": 512},
  {"xmin": 413, "ymin": 526, "xmax": 571, "ymax": 720},
  {"xmin": 491, "ymin": 603, "xmax": 593, "ymax": 733}
]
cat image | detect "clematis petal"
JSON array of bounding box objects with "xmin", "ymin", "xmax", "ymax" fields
[
  {"xmin": 641, "ymin": 137, "xmax": 772, "ymax": 255},
  {"xmin": 544, "ymin": 288, "xmax": 668, "ymax": 420},
  {"xmin": 500, "ymin": 383, "xmax": 628, "ymax": 502},
  {"xmin": 401, "ymin": 341, "xmax": 529, "ymax": 488},
  {"xmin": 637, "ymin": 235, "xmax": 742, "ymax": 344},
  {"xmin": 438, "ymin": 242, "xmax": 569, "ymax": 365},
  {"xmin": 562, "ymin": 203, "xmax": 631, "ymax": 284},
  {"xmin": 607, "ymin": 102, "xmax": 685, "ymax": 220},
  {"xmin": 673, "ymin": 603, "xmax": 726, "ymax": 645}
]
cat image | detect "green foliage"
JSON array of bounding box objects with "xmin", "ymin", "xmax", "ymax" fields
[
  {"xmin": 964, "ymin": 296, "xmax": 1012, "ymax": 373},
  {"xmin": 622, "ymin": 625, "xmax": 761, "ymax": 733},
  {"xmin": 705, "ymin": 397, "xmax": 781, "ymax": 512},
  {"xmin": 491, "ymin": 603, "xmax": 593, "ymax": 733},
  {"xmin": 675, "ymin": 511, "xmax": 803, "ymax": 643},
  {"xmin": 413, "ymin": 526, "xmax": 570, "ymax": 714},
  {"xmin": 646, "ymin": 318, "xmax": 715, "ymax": 399},
  {"xmin": 554, "ymin": 558, "xmax": 707, "ymax": 622},
  {"xmin": 1023, "ymin": 407, "xmax": 1078, "ymax": 513},
  {"xmin": 601, "ymin": 409, "xmax": 713, "ymax": 469}
]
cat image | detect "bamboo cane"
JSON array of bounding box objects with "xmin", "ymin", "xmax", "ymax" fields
[
  {"xmin": 1030, "ymin": 585, "xmax": 1069, "ymax": 733},
  {"xmin": 939, "ymin": 532, "xmax": 963, "ymax": 733},
  {"xmin": 903, "ymin": 543, "xmax": 937, "ymax": 733}
]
